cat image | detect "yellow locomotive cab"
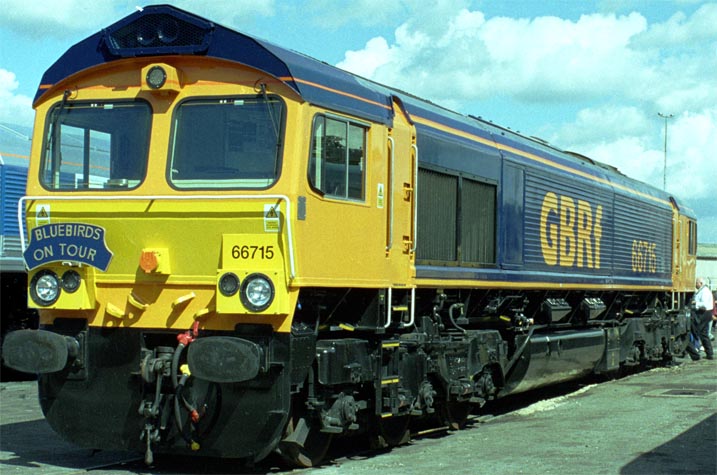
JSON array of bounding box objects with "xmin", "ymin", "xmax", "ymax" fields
[{"xmin": 22, "ymin": 61, "xmax": 304, "ymax": 333}]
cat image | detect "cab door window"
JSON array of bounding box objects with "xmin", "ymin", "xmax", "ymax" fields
[{"xmin": 309, "ymin": 115, "xmax": 366, "ymax": 200}]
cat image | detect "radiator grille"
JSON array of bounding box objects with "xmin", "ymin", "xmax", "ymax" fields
[
  {"xmin": 417, "ymin": 168, "xmax": 496, "ymax": 265},
  {"xmin": 461, "ymin": 178, "xmax": 496, "ymax": 264},
  {"xmin": 417, "ymin": 169, "xmax": 457, "ymax": 261}
]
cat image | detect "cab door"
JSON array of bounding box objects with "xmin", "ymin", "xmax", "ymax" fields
[{"xmin": 384, "ymin": 98, "xmax": 416, "ymax": 288}]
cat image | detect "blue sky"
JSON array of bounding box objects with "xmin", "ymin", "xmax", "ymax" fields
[{"xmin": 1, "ymin": 0, "xmax": 716, "ymax": 242}]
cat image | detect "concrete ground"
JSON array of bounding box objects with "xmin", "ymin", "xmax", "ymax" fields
[
  {"xmin": 305, "ymin": 358, "xmax": 716, "ymax": 475},
  {"xmin": 1, "ymin": 357, "xmax": 715, "ymax": 475}
]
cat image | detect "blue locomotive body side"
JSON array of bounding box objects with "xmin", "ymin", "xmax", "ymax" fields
[
  {"xmin": 0, "ymin": 158, "xmax": 28, "ymax": 273},
  {"xmin": 403, "ymin": 102, "xmax": 676, "ymax": 289},
  {"xmin": 520, "ymin": 154, "xmax": 673, "ymax": 287},
  {"xmin": 1, "ymin": 156, "xmax": 37, "ymax": 382}
]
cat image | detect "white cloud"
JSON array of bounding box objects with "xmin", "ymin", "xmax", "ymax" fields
[
  {"xmin": 0, "ymin": 69, "xmax": 34, "ymax": 127},
  {"xmin": 336, "ymin": 4, "xmax": 717, "ymax": 112},
  {"xmin": 578, "ymin": 136, "xmax": 662, "ymax": 186},
  {"xmin": 337, "ymin": 37, "xmax": 393, "ymax": 78},
  {"xmin": 555, "ymin": 106, "xmax": 652, "ymax": 144},
  {"xmin": 665, "ymin": 110, "xmax": 717, "ymax": 198},
  {"xmin": 0, "ymin": 0, "xmax": 119, "ymax": 39},
  {"xmin": 169, "ymin": 0, "xmax": 276, "ymax": 27},
  {"xmin": 556, "ymin": 108, "xmax": 717, "ymax": 200},
  {"xmin": 303, "ymin": 0, "xmax": 417, "ymax": 29},
  {"xmin": 632, "ymin": 3, "xmax": 717, "ymax": 46},
  {"xmin": 337, "ymin": 9, "xmax": 656, "ymax": 105},
  {"xmin": 0, "ymin": 0, "xmax": 278, "ymax": 39}
]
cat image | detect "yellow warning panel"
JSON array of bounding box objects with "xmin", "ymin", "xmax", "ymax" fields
[
  {"xmin": 264, "ymin": 203, "xmax": 281, "ymax": 233},
  {"xmin": 35, "ymin": 203, "xmax": 51, "ymax": 225}
]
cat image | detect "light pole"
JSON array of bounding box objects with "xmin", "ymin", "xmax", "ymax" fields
[{"xmin": 658, "ymin": 112, "xmax": 673, "ymax": 190}]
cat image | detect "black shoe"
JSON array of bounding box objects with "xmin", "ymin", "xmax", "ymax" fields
[{"xmin": 707, "ymin": 355, "xmax": 714, "ymax": 360}]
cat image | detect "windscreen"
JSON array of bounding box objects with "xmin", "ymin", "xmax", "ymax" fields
[
  {"xmin": 41, "ymin": 100, "xmax": 151, "ymax": 190},
  {"xmin": 169, "ymin": 96, "xmax": 284, "ymax": 189}
]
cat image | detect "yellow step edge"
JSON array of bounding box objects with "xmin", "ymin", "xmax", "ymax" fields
[
  {"xmin": 172, "ymin": 292, "xmax": 196, "ymax": 309},
  {"xmin": 105, "ymin": 302, "xmax": 125, "ymax": 318},
  {"xmin": 194, "ymin": 307, "xmax": 214, "ymax": 319},
  {"xmin": 127, "ymin": 293, "xmax": 149, "ymax": 311}
]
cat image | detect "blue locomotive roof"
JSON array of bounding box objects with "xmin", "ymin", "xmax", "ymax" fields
[
  {"xmin": 36, "ymin": 4, "xmax": 682, "ymax": 211},
  {"xmin": 35, "ymin": 4, "xmax": 393, "ymax": 124}
]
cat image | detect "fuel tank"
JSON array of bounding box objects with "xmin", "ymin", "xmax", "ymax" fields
[{"xmin": 501, "ymin": 329, "xmax": 606, "ymax": 396}]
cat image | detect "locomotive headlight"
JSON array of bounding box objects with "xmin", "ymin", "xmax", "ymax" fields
[
  {"xmin": 61, "ymin": 270, "xmax": 81, "ymax": 293},
  {"xmin": 146, "ymin": 65, "xmax": 167, "ymax": 89},
  {"xmin": 30, "ymin": 270, "xmax": 61, "ymax": 306},
  {"xmin": 136, "ymin": 23, "xmax": 156, "ymax": 46},
  {"xmin": 218, "ymin": 272, "xmax": 240, "ymax": 297},
  {"xmin": 240, "ymin": 273, "xmax": 274, "ymax": 312},
  {"xmin": 158, "ymin": 18, "xmax": 179, "ymax": 44}
]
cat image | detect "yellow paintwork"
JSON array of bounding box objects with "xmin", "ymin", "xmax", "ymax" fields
[
  {"xmin": 25, "ymin": 56, "xmax": 416, "ymax": 334},
  {"xmin": 291, "ymin": 99, "xmax": 416, "ymax": 289}
]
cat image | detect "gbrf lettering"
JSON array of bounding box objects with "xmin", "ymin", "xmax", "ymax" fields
[{"xmin": 540, "ymin": 192, "xmax": 603, "ymax": 269}]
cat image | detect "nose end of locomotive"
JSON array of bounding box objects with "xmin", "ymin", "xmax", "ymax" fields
[
  {"xmin": 2, "ymin": 329, "xmax": 78, "ymax": 374},
  {"xmin": 187, "ymin": 336, "xmax": 264, "ymax": 383}
]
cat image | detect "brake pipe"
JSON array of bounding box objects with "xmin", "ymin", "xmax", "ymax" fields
[{"xmin": 172, "ymin": 321, "xmax": 200, "ymax": 388}]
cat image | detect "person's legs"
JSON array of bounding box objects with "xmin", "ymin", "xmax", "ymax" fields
[
  {"xmin": 686, "ymin": 311, "xmax": 703, "ymax": 360},
  {"xmin": 697, "ymin": 310, "xmax": 714, "ymax": 359}
]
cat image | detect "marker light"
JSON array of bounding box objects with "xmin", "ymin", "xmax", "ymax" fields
[
  {"xmin": 141, "ymin": 63, "xmax": 181, "ymax": 93},
  {"xmin": 31, "ymin": 270, "xmax": 61, "ymax": 306},
  {"xmin": 146, "ymin": 66, "xmax": 167, "ymax": 89},
  {"xmin": 219, "ymin": 272, "xmax": 240, "ymax": 297},
  {"xmin": 240, "ymin": 273, "xmax": 274, "ymax": 312},
  {"xmin": 61, "ymin": 270, "xmax": 82, "ymax": 293}
]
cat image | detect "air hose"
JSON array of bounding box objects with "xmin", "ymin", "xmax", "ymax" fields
[{"xmin": 171, "ymin": 321, "xmax": 201, "ymax": 450}]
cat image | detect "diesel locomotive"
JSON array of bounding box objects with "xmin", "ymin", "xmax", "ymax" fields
[{"xmin": 2, "ymin": 5, "xmax": 698, "ymax": 467}]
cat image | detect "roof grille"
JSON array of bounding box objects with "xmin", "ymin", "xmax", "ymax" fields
[{"xmin": 103, "ymin": 9, "xmax": 213, "ymax": 57}]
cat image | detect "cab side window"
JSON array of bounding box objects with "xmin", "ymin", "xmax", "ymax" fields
[
  {"xmin": 309, "ymin": 115, "xmax": 366, "ymax": 200},
  {"xmin": 688, "ymin": 219, "xmax": 697, "ymax": 255}
]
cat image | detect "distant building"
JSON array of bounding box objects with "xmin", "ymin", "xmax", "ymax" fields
[
  {"xmin": 696, "ymin": 243, "xmax": 717, "ymax": 290},
  {"xmin": 0, "ymin": 122, "xmax": 32, "ymax": 168}
]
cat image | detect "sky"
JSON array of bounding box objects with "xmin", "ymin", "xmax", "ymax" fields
[{"xmin": 1, "ymin": 0, "xmax": 716, "ymax": 242}]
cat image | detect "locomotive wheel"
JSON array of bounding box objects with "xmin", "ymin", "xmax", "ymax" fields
[
  {"xmin": 442, "ymin": 401, "xmax": 472, "ymax": 430},
  {"xmin": 370, "ymin": 414, "xmax": 411, "ymax": 449},
  {"xmin": 278, "ymin": 416, "xmax": 332, "ymax": 468}
]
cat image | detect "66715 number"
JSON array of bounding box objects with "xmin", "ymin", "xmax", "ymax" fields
[{"xmin": 232, "ymin": 245, "xmax": 275, "ymax": 260}]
